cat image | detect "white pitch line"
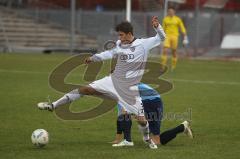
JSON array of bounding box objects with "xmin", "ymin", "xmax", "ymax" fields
[
  {"xmin": 0, "ymin": 68, "xmax": 240, "ymax": 86},
  {"xmin": 0, "ymin": 69, "xmax": 48, "ymax": 75},
  {"xmin": 171, "ymin": 78, "xmax": 240, "ymax": 86}
]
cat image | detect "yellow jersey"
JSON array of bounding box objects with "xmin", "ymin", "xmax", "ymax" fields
[{"xmin": 162, "ymin": 15, "xmax": 186, "ymax": 37}]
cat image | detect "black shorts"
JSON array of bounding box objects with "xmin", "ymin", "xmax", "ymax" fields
[{"xmin": 143, "ymin": 98, "xmax": 163, "ymax": 135}]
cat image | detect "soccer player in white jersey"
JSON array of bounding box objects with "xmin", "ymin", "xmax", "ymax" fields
[{"xmin": 38, "ymin": 16, "xmax": 166, "ymax": 149}]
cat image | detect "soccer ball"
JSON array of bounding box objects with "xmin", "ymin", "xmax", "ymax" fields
[{"xmin": 31, "ymin": 129, "xmax": 49, "ymax": 147}]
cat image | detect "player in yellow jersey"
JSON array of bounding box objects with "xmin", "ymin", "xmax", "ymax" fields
[{"xmin": 161, "ymin": 7, "xmax": 188, "ymax": 70}]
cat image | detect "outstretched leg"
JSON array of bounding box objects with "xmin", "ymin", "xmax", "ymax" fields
[
  {"xmin": 38, "ymin": 86, "xmax": 101, "ymax": 111},
  {"xmin": 160, "ymin": 121, "xmax": 193, "ymax": 145}
]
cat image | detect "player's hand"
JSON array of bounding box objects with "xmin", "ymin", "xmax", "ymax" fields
[
  {"xmin": 183, "ymin": 35, "xmax": 189, "ymax": 45},
  {"xmin": 152, "ymin": 16, "xmax": 159, "ymax": 28},
  {"xmin": 84, "ymin": 57, "xmax": 93, "ymax": 64}
]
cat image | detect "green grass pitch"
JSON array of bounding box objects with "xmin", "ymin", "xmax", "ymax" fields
[{"xmin": 0, "ymin": 53, "xmax": 239, "ymax": 159}]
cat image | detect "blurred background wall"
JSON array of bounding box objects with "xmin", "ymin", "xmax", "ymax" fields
[{"xmin": 0, "ymin": 0, "xmax": 239, "ymax": 58}]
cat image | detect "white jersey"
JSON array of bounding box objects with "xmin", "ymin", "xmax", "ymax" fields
[
  {"xmin": 91, "ymin": 25, "xmax": 165, "ymax": 82},
  {"xmin": 89, "ymin": 25, "xmax": 165, "ymax": 115}
]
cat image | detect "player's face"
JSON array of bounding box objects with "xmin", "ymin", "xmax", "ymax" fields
[
  {"xmin": 118, "ymin": 31, "xmax": 133, "ymax": 44},
  {"xmin": 168, "ymin": 9, "xmax": 175, "ymax": 17}
]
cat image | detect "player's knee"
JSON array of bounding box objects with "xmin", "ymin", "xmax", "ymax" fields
[
  {"xmin": 137, "ymin": 117, "xmax": 147, "ymax": 126},
  {"xmin": 163, "ymin": 48, "xmax": 168, "ymax": 54},
  {"xmin": 172, "ymin": 49, "xmax": 177, "ymax": 52},
  {"xmin": 79, "ymin": 87, "xmax": 95, "ymax": 95}
]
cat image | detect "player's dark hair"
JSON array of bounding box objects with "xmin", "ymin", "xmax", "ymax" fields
[
  {"xmin": 168, "ymin": 6, "xmax": 176, "ymax": 10},
  {"xmin": 115, "ymin": 21, "xmax": 133, "ymax": 35}
]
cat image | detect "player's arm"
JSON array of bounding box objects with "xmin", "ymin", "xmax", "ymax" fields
[
  {"xmin": 162, "ymin": 18, "xmax": 166, "ymax": 31},
  {"xmin": 142, "ymin": 16, "xmax": 166, "ymax": 51},
  {"xmin": 85, "ymin": 48, "xmax": 117, "ymax": 64},
  {"xmin": 178, "ymin": 17, "xmax": 186, "ymax": 35},
  {"xmin": 178, "ymin": 18, "xmax": 189, "ymax": 45}
]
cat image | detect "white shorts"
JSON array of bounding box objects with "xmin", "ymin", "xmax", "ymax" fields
[{"xmin": 89, "ymin": 76, "xmax": 144, "ymax": 116}]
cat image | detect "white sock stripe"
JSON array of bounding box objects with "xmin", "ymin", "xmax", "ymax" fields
[
  {"xmin": 66, "ymin": 89, "xmax": 81, "ymax": 102},
  {"xmin": 65, "ymin": 95, "xmax": 71, "ymax": 102}
]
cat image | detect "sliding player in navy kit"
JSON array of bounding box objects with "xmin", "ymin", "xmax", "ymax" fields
[{"xmin": 111, "ymin": 83, "xmax": 193, "ymax": 147}]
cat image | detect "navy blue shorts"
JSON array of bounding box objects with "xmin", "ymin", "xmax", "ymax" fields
[{"xmin": 143, "ymin": 98, "xmax": 163, "ymax": 135}]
